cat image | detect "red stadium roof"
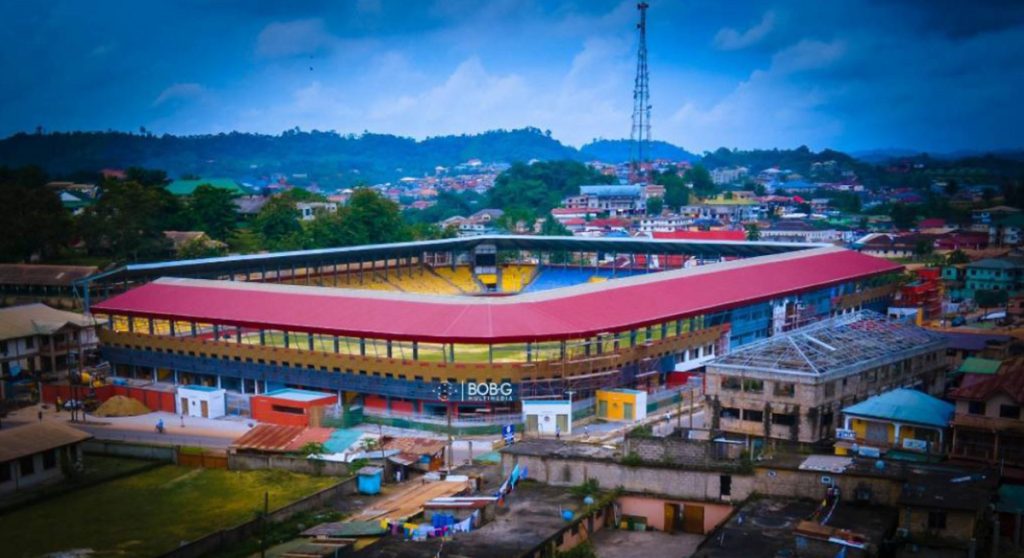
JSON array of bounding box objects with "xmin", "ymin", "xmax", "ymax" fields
[{"xmin": 92, "ymin": 247, "xmax": 900, "ymax": 343}]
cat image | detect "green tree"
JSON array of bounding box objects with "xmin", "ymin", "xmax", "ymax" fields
[
  {"xmin": 0, "ymin": 166, "xmax": 72, "ymax": 262},
  {"xmin": 645, "ymin": 196, "xmax": 664, "ymax": 215},
  {"xmin": 751, "ymin": 182, "xmax": 767, "ymax": 196},
  {"xmin": 657, "ymin": 171, "xmax": 690, "ymax": 211},
  {"xmin": 177, "ymin": 237, "xmax": 227, "ymax": 259},
  {"xmin": 944, "ymin": 180, "xmax": 959, "ymax": 196},
  {"xmin": 889, "ymin": 203, "xmax": 918, "ymax": 230},
  {"xmin": 683, "ymin": 165, "xmax": 715, "ymax": 198},
  {"xmin": 540, "ymin": 217, "xmax": 572, "ymax": 236},
  {"xmin": 77, "ymin": 179, "xmax": 182, "ymax": 261},
  {"xmin": 488, "ymin": 160, "xmax": 612, "ymax": 214},
  {"xmin": 913, "ymin": 239, "xmax": 934, "ymax": 259},
  {"xmin": 344, "ymin": 188, "xmax": 411, "ymax": 244},
  {"xmin": 227, "ymin": 227, "xmax": 262, "ymax": 254},
  {"xmin": 188, "ymin": 185, "xmax": 238, "ymax": 240},
  {"xmin": 254, "ymin": 196, "xmax": 303, "ymax": 251},
  {"xmin": 946, "ymin": 249, "xmax": 970, "ymax": 265},
  {"xmin": 745, "ymin": 223, "xmax": 761, "ymax": 241},
  {"xmin": 124, "ymin": 167, "xmax": 168, "ymax": 187}
]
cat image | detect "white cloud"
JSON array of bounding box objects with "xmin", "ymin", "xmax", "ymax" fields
[
  {"xmin": 256, "ymin": 18, "xmax": 337, "ymax": 58},
  {"xmin": 153, "ymin": 83, "xmax": 205, "ymax": 106},
  {"xmin": 714, "ymin": 11, "xmax": 776, "ymax": 51}
]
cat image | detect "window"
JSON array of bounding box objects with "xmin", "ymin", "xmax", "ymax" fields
[
  {"xmin": 774, "ymin": 382, "xmax": 796, "ymax": 397},
  {"xmin": 772, "ymin": 413, "xmax": 796, "ymax": 426},
  {"xmin": 968, "ymin": 401, "xmax": 986, "ymax": 415},
  {"xmin": 19, "ymin": 456, "xmax": 34, "ymax": 476},
  {"xmin": 721, "ymin": 377, "xmax": 741, "ymax": 391},
  {"xmin": 742, "ymin": 379, "xmax": 764, "ymax": 393},
  {"xmin": 743, "ymin": 409, "xmax": 764, "ymax": 422},
  {"xmin": 720, "ymin": 475, "xmax": 732, "ymax": 497},
  {"xmin": 1000, "ymin": 405, "xmax": 1021, "ymax": 420},
  {"xmin": 927, "ymin": 511, "xmax": 947, "ymax": 530},
  {"xmin": 824, "ymin": 382, "xmax": 836, "ymax": 398},
  {"xmin": 271, "ymin": 405, "xmax": 304, "ymax": 415},
  {"xmin": 0, "ymin": 462, "xmax": 10, "ymax": 483},
  {"xmin": 719, "ymin": 407, "xmax": 740, "ymax": 420},
  {"xmin": 25, "ymin": 336, "xmax": 34, "ymax": 349},
  {"xmin": 42, "ymin": 449, "xmax": 57, "ymax": 470}
]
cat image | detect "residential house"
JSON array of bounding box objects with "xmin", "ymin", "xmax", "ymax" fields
[
  {"xmin": 636, "ymin": 214, "xmax": 692, "ymax": 233},
  {"xmin": 0, "ymin": 264, "xmax": 98, "ymax": 310},
  {"xmin": 949, "ymin": 357, "xmax": 1024, "ymax": 470},
  {"xmin": 0, "ymin": 422, "xmax": 92, "ymax": 494},
  {"xmin": 760, "ymin": 220, "xmax": 841, "ymax": 244},
  {"xmin": 940, "ymin": 332, "xmax": 1012, "ymax": 372},
  {"xmin": 163, "ymin": 231, "xmax": 227, "ymax": 257},
  {"xmin": 964, "ymin": 258, "xmax": 1024, "ymax": 294},
  {"xmin": 0, "ymin": 304, "xmax": 98, "ymax": 400},
  {"xmin": 835, "ymin": 388, "xmax": 954, "ymax": 458},
  {"xmin": 578, "ymin": 184, "xmax": 644, "ymax": 214},
  {"xmin": 990, "ymin": 213, "xmax": 1024, "ymax": 247},
  {"xmin": 296, "ymin": 201, "xmax": 337, "ymax": 221}
]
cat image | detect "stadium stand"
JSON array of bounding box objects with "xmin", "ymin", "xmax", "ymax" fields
[
  {"xmin": 522, "ymin": 267, "xmax": 643, "ymax": 293},
  {"xmin": 500, "ymin": 264, "xmax": 535, "ymax": 293},
  {"xmin": 388, "ymin": 268, "xmax": 463, "ymax": 295},
  {"xmin": 434, "ymin": 266, "xmax": 481, "ymax": 293}
]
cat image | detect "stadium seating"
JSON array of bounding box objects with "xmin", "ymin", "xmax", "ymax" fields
[
  {"xmin": 387, "ymin": 268, "xmax": 463, "ymax": 295},
  {"xmin": 500, "ymin": 265, "xmax": 536, "ymax": 293},
  {"xmin": 434, "ymin": 266, "xmax": 481, "ymax": 293},
  {"xmin": 522, "ymin": 267, "xmax": 645, "ymax": 292}
]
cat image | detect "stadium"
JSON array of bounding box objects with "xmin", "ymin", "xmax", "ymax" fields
[{"xmin": 78, "ymin": 236, "xmax": 902, "ymax": 425}]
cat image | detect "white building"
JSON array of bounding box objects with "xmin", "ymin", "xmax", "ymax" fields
[
  {"xmin": 522, "ymin": 399, "xmax": 573, "ymax": 436},
  {"xmin": 296, "ymin": 202, "xmax": 338, "ymax": 221},
  {"xmin": 176, "ymin": 385, "xmax": 227, "ymax": 418},
  {"xmin": 711, "ymin": 167, "xmax": 749, "ymax": 185}
]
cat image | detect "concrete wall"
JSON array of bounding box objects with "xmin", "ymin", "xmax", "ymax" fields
[
  {"xmin": 227, "ymin": 452, "xmax": 352, "ymax": 477},
  {"xmin": 899, "ymin": 507, "xmax": 979, "ymax": 546},
  {"xmin": 504, "ymin": 453, "xmax": 749, "ymax": 503},
  {"xmin": 618, "ymin": 494, "xmax": 732, "ymax": 534},
  {"xmin": 83, "ymin": 439, "xmax": 177, "ymax": 462},
  {"xmin": 504, "ymin": 453, "xmax": 905, "ymax": 508},
  {"xmin": 625, "ymin": 435, "xmax": 744, "ymax": 466}
]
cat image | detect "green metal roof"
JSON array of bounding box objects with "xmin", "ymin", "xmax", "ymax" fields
[
  {"xmin": 165, "ymin": 178, "xmax": 246, "ymax": 196},
  {"xmin": 956, "ymin": 357, "xmax": 1003, "ymax": 376},
  {"xmin": 842, "ymin": 388, "xmax": 954, "ymax": 428}
]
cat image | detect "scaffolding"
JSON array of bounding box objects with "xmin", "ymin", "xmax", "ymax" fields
[{"xmin": 710, "ymin": 310, "xmax": 946, "ymax": 379}]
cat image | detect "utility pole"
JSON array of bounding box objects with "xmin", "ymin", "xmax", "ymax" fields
[{"xmin": 629, "ymin": 1, "xmax": 652, "ymax": 184}]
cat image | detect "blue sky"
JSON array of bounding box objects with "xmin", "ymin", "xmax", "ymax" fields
[{"xmin": 1, "ymin": 0, "xmax": 1022, "ymax": 152}]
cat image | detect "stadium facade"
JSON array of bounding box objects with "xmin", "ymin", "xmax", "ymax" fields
[{"xmin": 79, "ymin": 236, "xmax": 902, "ymax": 422}]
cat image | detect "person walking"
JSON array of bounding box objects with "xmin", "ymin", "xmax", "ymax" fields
[{"xmin": 56, "ymin": 396, "xmax": 63, "ymax": 413}]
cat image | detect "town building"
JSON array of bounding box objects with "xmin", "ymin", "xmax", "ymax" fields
[
  {"xmin": 0, "ymin": 264, "xmax": 98, "ymax": 310},
  {"xmin": 964, "ymin": 257, "xmax": 1024, "ymax": 294},
  {"xmin": 0, "ymin": 422, "xmax": 92, "ymax": 494},
  {"xmin": 0, "ymin": 304, "xmax": 98, "ymax": 400},
  {"xmin": 705, "ymin": 311, "xmax": 947, "ymax": 445},
  {"xmin": 577, "ymin": 184, "xmax": 644, "ymax": 214},
  {"xmin": 835, "ymin": 388, "xmax": 954, "ymax": 458},
  {"xmin": 296, "ymin": 201, "xmax": 338, "ymax": 221},
  {"xmin": 948, "ymin": 357, "xmax": 1024, "ymax": 470}
]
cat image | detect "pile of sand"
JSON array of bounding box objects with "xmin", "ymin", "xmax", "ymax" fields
[{"xmin": 92, "ymin": 395, "xmax": 150, "ymax": 417}]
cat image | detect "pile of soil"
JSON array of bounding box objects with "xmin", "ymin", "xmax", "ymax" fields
[{"xmin": 92, "ymin": 395, "xmax": 151, "ymax": 417}]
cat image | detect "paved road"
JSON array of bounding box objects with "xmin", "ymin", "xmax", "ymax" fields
[{"xmin": 73, "ymin": 422, "xmax": 238, "ymax": 449}]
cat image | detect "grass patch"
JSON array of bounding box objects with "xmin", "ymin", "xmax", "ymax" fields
[
  {"xmin": 0, "ymin": 455, "xmax": 159, "ymax": 514},
  {"xmin": 0, "ymin": 466, "xmax": 339, "ymax": 558}
]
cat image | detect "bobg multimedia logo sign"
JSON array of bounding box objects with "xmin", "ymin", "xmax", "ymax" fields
[
  {"xmin": 436, "ymin": 381, "xmax": 516, "ymax": 402},
  {"xmin": 463, "ymin": 381, "xmax": 515, "ymax": 402}
]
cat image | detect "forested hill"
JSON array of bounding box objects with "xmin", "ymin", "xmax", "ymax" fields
[
  {"xmin": 0, "ymin": 128, "xmax": 579, "ymax": 186},
  {"xmin": 579, "ymin": 139, "xmax": 698, "ymax": 163}
]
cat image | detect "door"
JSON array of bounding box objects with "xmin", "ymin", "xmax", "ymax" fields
[
  {"xmin": 598, "ymin": 400, "xmax": 608, "ymax": 418},
  {"xmin": 556, "ymin": 414, "xmax": 569, "ymax": 434},
  {"xmin": 526, "ymin": 414, "xmax": 539, "ymax": 434},
  {"xmin": 200, "ymin": 400, "xmax": 209, "ymax": 418},
  {"xmin": 664, "ymin": 503, "xmax": 680, "ymax": 534},
  {"xmin": 623, "ymin": 402, "xmax": 634, "ymax": 421},
  {"xmin": 683, "ymin": 504, "xmax": 705, "ymax": 534},
  {"xmin": 180, "ymin": 397, "xmax": 187, "ymax": 415},
  {"xmin": 866, "ymin": 421, "xmax": 888, "ymax": 444}
]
